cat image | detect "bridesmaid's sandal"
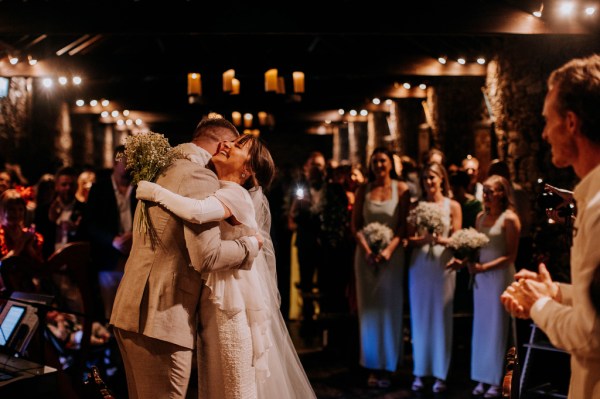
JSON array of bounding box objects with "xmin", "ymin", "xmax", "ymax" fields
[
  {"xmin": 472, "ymin": 382, "xmax": 486, "ymax": 395},
  {"xmin": 411, "ymin": 376, "xmax": 424, "ymax": 392},
  {"xmin": 432, "ymin": 379, "xmax": 447, "ymax": 393},
  {"xmin": 484, "ymin": 385, "xmax": 501, "ymax": 398}
]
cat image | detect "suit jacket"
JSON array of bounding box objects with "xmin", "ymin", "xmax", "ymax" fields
[
  {"xmin": 110, "ymin": 154, "xmax": 258, "ymax": 349},
  {"xmin": 83, "ymin": 169, "xmax": 137, "ymax": 272}
]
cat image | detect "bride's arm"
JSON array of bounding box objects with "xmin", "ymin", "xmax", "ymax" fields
[{"xmin": 136, "ymin": 180, "xmax": 231, "ymax": 224}]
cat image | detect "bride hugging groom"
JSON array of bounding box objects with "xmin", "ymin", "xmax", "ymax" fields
[{"xmin": 110, "ymin": 118, "xmax": 315, "ymax": 399}]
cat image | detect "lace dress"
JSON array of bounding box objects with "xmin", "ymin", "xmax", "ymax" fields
[
  {"xmin": 353, "ymin": 181, "xmax": 405, "ymax": 371},
  {"xmin": 471, "ymin": 211, "xmax": 514, "ymax": 385},
  {"xmin": 408, "ymin": 197, "xmax": 455, "ymax": 380}
]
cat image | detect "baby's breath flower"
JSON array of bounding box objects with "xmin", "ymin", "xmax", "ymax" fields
[
  {"xmin": 121, "ymin": 131, "xmax": 185, "ymax": 248},
  {"xmin": 362, "ymin": 222, "xmax": 394, "ymax": 255},
  {"xmin": 407, "ymin": 201, "xmax": 445, "ymax": 235}
]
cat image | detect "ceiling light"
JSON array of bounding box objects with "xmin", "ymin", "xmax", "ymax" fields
[
  {"xmin": 101, "ymin": 111, "xmax": 109, "ymax": 118},
  {"xmin": 360, "ymin": 109, "xmax": 368, "ymax": 116},
  {"xmin": 338, "ymin": 109, "xmax": 345, "ymax": 115},
  {"xmin": 76, "ymin": 99, "xmax": 84, "ymax": 106},
  {"xmin": 101, "ymin": 99, "xmax": 110, "ymax": 107},
  {"xmin": 135, "ymin": 119, "xmax": 143, "ymax": 126},
  {"xmin": 123, "ymin": 110, "xmax": 130, "ymax": 116},
  {"xmin": 27, "ymin": 56, "xmax": 37, "ymax": 66},
  {"xmin": 559, "ymin": 2, "xmax": 575, "ymax": 16},
  {"xmin": 477, "ymin": 57, "xmax": 486, "ymax": 65},
  {"xmin": 385, "ymin": 99, "xmax": 393, "ymax": 105},
  {"xmin": 533, "ymin": 10, "xmax": 543, "ymax": 17},
  {"xmin": 372, "ymin": 98, "xmax": 381, "ymax": 105},
  {"xmin": 585, "ymin": 6, "xmax": 596, "ymax": 15},
  {"xmin": 58, "ymin": 76, "xmax": 68, "ymax": 85},
  {"xmin": 349, "ymin": 110, "xmax": 357, "ymax": 116},
  {"xmin": 90, "ymin": 99, "xmax": 98, "ymax": 106},
  {"xmin": 419, "ymin": 84, "xmax": 427, "ymax": 90},
  {"xmin": 438, "ymin": 56, "xmax": 447, "ymax": 65},
  {"xmin": 111, "ymin": 110, "xmax": 119, "ymax": 117},
  {"xmin": 457, "ymin": 58, "xmax": 466, "ymax": 65},
  {"xmin": 126, "ymin": 119, "xmax": 133, "ymax": 126},
  {"xmin": 42, "ymin": 78, "xmax": 53, "ymax": 88},
  {"xmin": 117, "ymin": 119, "xmax": 124, "ymax": 126},
  {"xmin": 72, "ymin": 76, "xmax": 82, "ymax": 85},
  {"xmin": 403, "ymin": 83, "xmax": 411, "ymax": 89},
  {"xmin": 9, "ymin": 56, "xmax": 18, "ymax": 65}
]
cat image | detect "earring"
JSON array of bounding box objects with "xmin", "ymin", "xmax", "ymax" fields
[{"xmin": 241, "ymin": 173, "xmax": 246, "ymax": 178}]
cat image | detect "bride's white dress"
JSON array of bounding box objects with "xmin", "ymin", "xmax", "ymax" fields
[{"xmin": 142, "ymin": 180, "xmax": 315, "ymax": 399}]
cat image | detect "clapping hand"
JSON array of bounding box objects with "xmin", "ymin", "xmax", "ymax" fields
[{"xmin": 500, "ymin": 263, "xmax": 560, "ymax": 319}]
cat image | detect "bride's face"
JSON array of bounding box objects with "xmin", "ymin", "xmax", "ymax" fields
[{"xmin": 212, "ymin": 136, "xmax": 253, "ymax": 183}]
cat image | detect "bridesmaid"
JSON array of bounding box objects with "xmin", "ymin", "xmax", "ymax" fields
[
  {"xmin": 351, "ymin": 147, "xmax": 410, "ymax": 388},
  {"xmin": 408, "ymin": 162, "xmax": 462, "ymax": 393},
  {"xmin": 469, "ymin": 175, "xmax": 520, "ymax": 398}
]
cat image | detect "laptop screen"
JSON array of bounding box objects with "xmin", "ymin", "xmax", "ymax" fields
[{"xmin": 0, "ymin": 305, "xmax": 26, "ymax": 346}]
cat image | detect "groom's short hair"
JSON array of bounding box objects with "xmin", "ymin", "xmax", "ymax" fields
[{"xmin": 192, "ymin": 117, "xmax": 239, "ymax": 142}]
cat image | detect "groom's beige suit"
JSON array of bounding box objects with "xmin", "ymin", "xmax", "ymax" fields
[{"xmin": 110, "ymin": 144, "xmax": 258, "ymax": 399}]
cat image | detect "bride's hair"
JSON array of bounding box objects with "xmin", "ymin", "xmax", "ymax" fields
[{"xmin": 239, "ymin": 135, "xmax": 275, "ymax": 192}]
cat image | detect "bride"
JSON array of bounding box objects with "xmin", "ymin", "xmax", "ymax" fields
[{"xmin": 136, "ymin": 134, "xmax": 316, "ymax": 399}]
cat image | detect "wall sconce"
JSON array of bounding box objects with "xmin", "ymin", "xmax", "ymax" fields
[
  {"xmin": 276, "ymin": 77, "xmax": 286, "ymax": 94},
  {"xmin": 188, "ymin": 72, "xmax": 202, "ymax": 103},
  {"xmin": 292, "ymin": 71, "xmax": 305, "ymax": 93},
  {"xmin": 265, "ymin": 69, "xmax": 278, "ymax": 92},
  {"xmin": 243, "ymin": 113, "xmax": 253, "ymax": 128},
  {"xmin": 223, "ymin": 69, "xmax": 235, "ymax": 92},
  {"xmin": 232, "ymin": 111, "xmax": 242, "ymax": 127},
  {"xmin": 231, "ymin": 78, "xmax": 240, "ymax": 95}
]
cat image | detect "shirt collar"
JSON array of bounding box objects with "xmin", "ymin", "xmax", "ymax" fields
[{"xmin": 175, "ymin": 142, "xmax": 212, "ymax": 166}]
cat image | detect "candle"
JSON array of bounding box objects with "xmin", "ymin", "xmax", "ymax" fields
[
  {"xmin": 293, "ymin": 71, "xmax": 305, "ymax": 93},
  {"xmin": 244, "ymin": 113, "xmax": 253, "ymax": 128},
  {"xmin": 265, "ymin": 69, "xmax": 278, "ymax": 92},
  {"xmin": 187, "ymin": 73, "xmax": 201, "ymax": 96},
  {"xmin": 223, "ymin": 69, "xmax": 235, "ymax": 92},
  {"xmin": 232, "ymin": 111, "xmax": 242, "ymax": 127},
  {"xmin": 231, "ymin": 78, "xmax": 240, "ymax": 95},
  {"xmin": 258, "ymin": 111, "xmax": 268, "ymax": 126}
]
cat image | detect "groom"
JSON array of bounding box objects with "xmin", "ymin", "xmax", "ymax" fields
[{"xmin": 110, "ymin": 118, "xmax": 262, "ymax": 399}]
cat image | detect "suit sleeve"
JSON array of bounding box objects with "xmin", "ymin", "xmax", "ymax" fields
[
  {"xmin": 531, "ymin": 207, "xmax": 600, "ymax": 356},
  {"xmin": 178, "ymin": 165, "xmax": 258, "ymax": 273}
]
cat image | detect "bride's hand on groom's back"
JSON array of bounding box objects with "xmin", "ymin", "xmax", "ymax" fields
[{"xmin": 254, "ymin": 232, "xmax": 264, "ymax": 250}]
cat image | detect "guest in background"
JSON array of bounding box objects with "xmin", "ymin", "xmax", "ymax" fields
[
  {"xmin": 400, "ymin": 155, "xmax": 421, "ymax": 203},
  {"xmin": 34, "ymin": 166, "xmax": 86, "ymax": 259},
  {"xmin": 352, "ymin": 147, "xmax": 410, "ymax": 388},
  {"xmin": 462, "ymin": 155, "xmax": 484, "ymax": 202},
  {"xmin": 288, "ymin": 151, "xmax": 327, "ymax": 334},
  {"xmin": 84, "ymin": 145, "xmax": 135, "ymax": 320},
  {"xmin": 449, "ymin": 170, "xmax": 482, "ymax": 229},
  {"xmin": 75, "ymin": 169, "xmax": 96, "ymax": 203},
  {"xmin": 467, "ymin": 175, "xmax": 520, "ymax": 398},
  {"xmin": 408, "ymin": 162, "xmax": 462, "ymax": 393},
  {"xmin": 0, "ymin": 189, "xmax": 44, "ymax": 264},
  {"xmin": 0, "ymin": 170, "xmax": 12, "ymax": 195},
  {"xmin": 0, "ymin": 189, "xmax": 44, "ymax": 292},
  {"xmin": 422, "ymin": 148, "xmax": 446, "ymax": 167}
]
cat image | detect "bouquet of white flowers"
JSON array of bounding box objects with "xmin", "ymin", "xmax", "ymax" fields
[
  {"xmin": 447, "ymin": 227, "xmax": 490, "ymax": 262},
  {"xmin": 362, "ymin": 222, "xmax": 394, "ymax": 255},
  {"xmin": 119, "ymin": 131, "xmax": 185, "ymax": 248},
  {"xmin": 407, "ymin": 201, "xmax": 445, "ymax": 235}
]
